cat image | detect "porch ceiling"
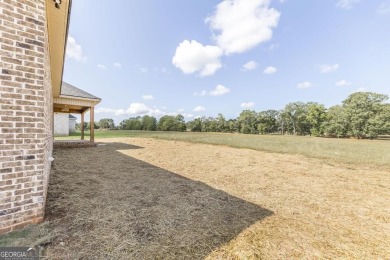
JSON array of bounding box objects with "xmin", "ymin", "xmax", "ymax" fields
[{"xmin": 53, "ymin": 96, "xmax": 100, "ymax": 114}]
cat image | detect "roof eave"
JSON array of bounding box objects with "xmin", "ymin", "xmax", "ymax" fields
[
  {"xmin": 46, "ymin": 0, "xmax": 72, "ymax": 98},
  {"xmin": 59, "ymin": 95, "xmax": 102, "ymax": 103}
]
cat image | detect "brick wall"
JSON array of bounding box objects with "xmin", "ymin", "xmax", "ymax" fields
[{"xmin": 0, "ymin": 0, "xmax": 53, "ymax": 234}]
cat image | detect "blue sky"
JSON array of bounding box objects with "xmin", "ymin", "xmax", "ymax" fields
[{"xmin": 63, "ymin": 0, "xmax": 390, "ymax": 123}]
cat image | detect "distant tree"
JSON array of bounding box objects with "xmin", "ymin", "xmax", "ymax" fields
[
  {"xmin": 86, "ymin": 122, "xmax": 99, "ymax": 130},
  {"xmin": 99, "ymin": 118, "xmax": 115, "ymax": 130},
  {"xmin": 187, "ymin": 118, "xmax": 202, "ymax": 132},
  {"xmin": 276, "ymin": 110, "xmax": 288, "ymax": 135},
  {"xmin": 216, "ymin": 113, "xmax": 227, "ymax": 132},
  {"xmin": 157, "ymin": 115, "xmax": 186, "ymax": 131},
  {"xmin": 323, "ymin": 105, "xmax": 348, "ymax": 138},
  {"xmin": 238, "ymin": 110, "xmax": 258, "ymax": 134},
  {"xmin": 201, "ymin": 117, "xmax": 218, "ymax": 132},
  {"xmin": 76, "ymin": 122, "xmax": 88, "ymax": 130},
  {"xmin": 119, "ymin": 117, "xmax": 142, "ymax": 130},
  {"xmin": 141, "ymin": 115, "xmax": 157, "ymax": 131},
  {"xmin": 257, "ymin": 110, "xmax": 279, "ymax": 134},
  {"xmin": 377, "ymin": 103, "xmax": 390, "ymax": 135},
  {"xmin": 342, "ymin": 92, "xmax": 389, "ymax": 139},
  {"xmin": 306, "ymin": 103, "xmax": 327, "ymax": 136},
  {"xmin": 226, "ymin": 119, "xmax": 238, "ymax": 133},
  {"xmin": 281, "ymin": 102, "xmax": 309, "ymax": 135},
  {"xmin": 117, "ymin": 91, "xmax": 390, "ymax": 139},
  {"xmin": 175, "ymin": 114, "xmax": 187, "ymax": 131}
]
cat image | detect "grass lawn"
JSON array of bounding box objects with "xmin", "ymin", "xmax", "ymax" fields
[{"xmin": 56, "ymin": 130, "xmax": 390, "ymax": 168}]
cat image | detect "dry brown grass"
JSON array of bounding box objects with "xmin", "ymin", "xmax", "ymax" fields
[
  {"xmin": 1, "ymin": 137, "xmax": 390, "ymax": 259},
  {"xmin": 114, "ymin": 138, "xmax": 390, "ymax": 259}
]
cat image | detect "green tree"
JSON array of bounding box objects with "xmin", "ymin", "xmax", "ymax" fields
[
  {"xmin": 342, "ymin": 92, "xmax": 389, "ymax": 138},
  {"xmin": 377, "ymin": 104, "xmax": 390, "ymax": 135},
  {"xmin": 281, "ymin": 102, "xmax": 309, "ymax": 135},
  {"xmin": 216, "ymin": 113, "xmax": 227, "ymax": 132},
  {"xmin": 226, "ymin": 119, "xmax": 238, "ymax": 133},
  {"xmin": 99, "ymin": 118, "xmax": 115, "ymax": 130},
  {"xmin": 175, "ymin": 114, "xmax": 187, "ymax": 131},
  {"xmin": 257, "ymin": 110, "xmax": 279, "ymax": 134},
  {"xmin": 120, "ymin": 117, "xmax": 142, "ymax": 130},
  {"xmin": 76, "ymin": 122, "xmax": 88, "ymax": 130},
  {"xmin": 187, "ymin": 118, "xmax": 202, "ymax": 132},
  {"xmin": 202, "ymin": 117, "xmax": 218, "ymax": 132},
  {"xmin": 323, "ymin": 105, "xmax": 348, "ymax": 138},
  {"xmin": 86, "ymin": 122, "xmax": 99, "ymax": 130},
  {"xmin": 141, "ymin": 115, "xmax": 157, "ymax": 131},
  {"xmin": 157, "ymin": 115, "xmax": 186, "ymax": 131},
  {"xmin": 306, "ymin": 103, "xmax": 327, "ymax": 136},
  {"xmin": 238, "ymin": 110, "xmax": 258, "ymax": 134}
]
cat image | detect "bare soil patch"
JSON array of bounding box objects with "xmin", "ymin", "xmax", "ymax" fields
[{"xmin": 2, "ymin": 137, "xmax": 389, "ymax": 259}]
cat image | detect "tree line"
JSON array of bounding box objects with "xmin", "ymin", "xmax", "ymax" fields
[{"xmin": 80, "ymin": 92, "xmax": 390, "ymax": 139}]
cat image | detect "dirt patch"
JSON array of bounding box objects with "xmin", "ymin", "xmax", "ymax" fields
[
  {"xmin": 44, "ymin": 141, "xmax": 272, "ymax": 259},
  {"xmin": 3, "ymin": 137, "xmax": 389, "ymax": 259}
]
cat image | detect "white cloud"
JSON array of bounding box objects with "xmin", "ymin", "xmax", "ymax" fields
[
  {"xmin": 207, "ymin": 0, "xmax": 280, "ymax": 54},
  {"xmin": 66, "ymin": 36, "xmax": 86, "ymax": 62},
  {"xmin": 336, "ymin": 80, "xmax": 352, "ymax": 86},
  {"xmin": 194, "ymin": 84, "xmax": 230, "ymax": 96},
  {"xmin": 140, "ymin": 67, "xmax": 148, "ymax": 73},
  {"xmin": 172, "ymin": 40, "xmax": 223, "ymax": 77},
  {"xmin": 114, "ymin": 62, "xmax": 122, "ymax": 68},
  {"xmin": 115, "ymin": 104, "xmax": 169, "ymax": 117},
  {"xmin": 356, "ymin": 87, "xmax": 366, "ymax": 92},
  {"xmin": 123, "ymin": 103, "xmax": 150, "ymax": 115},
  {"xmin": 194, "ymin": 90, "xmax": 208, "ymax": 96},
  {"xmin": 97, "ymin": 64, "xmax": 107, "ymax": 70},
  {"xmin": 114, "ymin": 109, "xmax": 126, "ymax": 115},
  {"xmin": 297, "ymin": 81, "xmax": 313, "ymax": 89},
  {"xmin": 193, "ymin": 106, "xmax": 206, "ymax": 112},
  {"xmin": 96, "ymin": 104, "xmax": 190, "ymax": 118},
  {"xmin": 210, "ymin": 85, "xmax": 231, "ymax": 96},
  {"xmin": 182, "ymin": 113, "xmax": 195, "ymax": 118},
  {"xmin": 263, "ymin": 66, "xmax": 277, "ymax": 74},
  {"xmin": 243, "ymin": 61, "xmax": 258, "ymax": 71},
  {"xmin": 336, "ymin": 0, "xmax": 361, "ymax": 9},
  {"xmin": 241, "ymin": 102, "xmax": 255, "ymax": 108},
  {"xmin": 142, "ymin": 95, "xmax": 154, "ymax": 100},
  {"xmin": 95, "ymin": 107, "xmax": 117, "ymax": 114},
  {"xmin": 319, "ymin": 64, "xmax": 339, "ymax": 73},
  {"xmin": 377, "ymin": 3, "xmax": 390, "ymax": 14}
]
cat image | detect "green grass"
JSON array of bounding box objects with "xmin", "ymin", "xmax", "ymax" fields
[
  {"xmin": 56, "ymin": 130, "xmax": 390, "ymax": 167},
  {"xmin": 54, "ymin": 130, "xmax": 154, "ymax": 139}
]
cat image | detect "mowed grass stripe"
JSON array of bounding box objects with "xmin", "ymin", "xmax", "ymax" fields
[{"xmin": 56, "ymin": 130, "xmax": 390, "ymax": 168}]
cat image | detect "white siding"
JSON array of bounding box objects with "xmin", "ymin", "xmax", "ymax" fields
[
  {"xmin": 69, "ymin": 118, "xmax": 76, "ymax": 133},
  {"xmin": 54, "ymin": 113, "xmax": 69, "ymax": 136}
]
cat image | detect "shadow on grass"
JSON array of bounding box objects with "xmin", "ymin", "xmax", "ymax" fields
[{"xmin": 1, "ymin": 142, "xmax": 273, "ymax": 259}]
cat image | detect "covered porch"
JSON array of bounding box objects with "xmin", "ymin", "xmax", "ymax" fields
[{"xmin": 53, "ymin": 82, "xmax": 101, "ymax": 143}]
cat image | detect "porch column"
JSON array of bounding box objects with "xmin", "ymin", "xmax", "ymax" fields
[
  {"xmin": 90, "ymin": 106, "xmax": 94, "ymax": 142},
  {"xmin": 81, "ymin": 112, "xmax": 85, "ymax": 140},
  {"xmin": 52, "ymin": 112, "xmax": 55, "ymax": 138}
]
